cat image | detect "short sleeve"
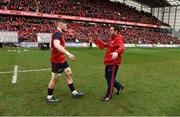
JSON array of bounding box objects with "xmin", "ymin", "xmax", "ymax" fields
[{"xmin": 54, "ymin": 32, "xmax": 62, "ymax": 40}]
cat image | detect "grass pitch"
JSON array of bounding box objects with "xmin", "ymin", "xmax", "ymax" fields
[{"xmin": 0, "ymin": 47, "xmax": 180, "ymax": 116}]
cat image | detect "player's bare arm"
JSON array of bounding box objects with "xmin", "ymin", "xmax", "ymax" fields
[{"xmin": 54, "ymin": 40, "xmax": 75, "ymax": 61}]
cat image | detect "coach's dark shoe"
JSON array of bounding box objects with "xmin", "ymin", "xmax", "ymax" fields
[
  {"xmin": 47, "ymin": 96, "xmax": 60, "ymax": 103},
  {"xmin": 73, "ymin": 92, "xmax": 85, "ymax": 98},
  {"xmin": 101, "ymin": 96, "xmax": 112, "ymax": 102},
  {"xmin": 116, "ymin": 85, "xmax": 124, "ymax": 95}
]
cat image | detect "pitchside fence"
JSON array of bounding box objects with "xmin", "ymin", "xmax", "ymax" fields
[{"xmin": 0, "ymin": 31, "xmax": 179, "ymax": 48}]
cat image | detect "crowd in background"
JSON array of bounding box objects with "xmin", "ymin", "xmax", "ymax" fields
[
  {"xmin": 0, "ymin": 16, "xmax": 179, "ymax": 44},
  {"xmin": 1, "ymin": 0, "xmax": 169, "ymax": 26}
]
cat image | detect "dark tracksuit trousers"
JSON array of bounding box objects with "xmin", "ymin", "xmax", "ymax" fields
[{"xmin": 105, "ymin": 65, "xmax": 122, "ymax": 98}]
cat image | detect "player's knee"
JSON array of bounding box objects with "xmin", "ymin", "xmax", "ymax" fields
[
  {"xmin": 52, "ymin": 73, "xmax": 58, "ymax": 79},
  {"xmin": 64, "ymin": 67, "xmax": 72, "ymax": 75}
]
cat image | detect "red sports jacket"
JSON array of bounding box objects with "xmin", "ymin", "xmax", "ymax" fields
[{"xmin": 95, "ymin": 34, "xmax": 125, "ymax": 65}]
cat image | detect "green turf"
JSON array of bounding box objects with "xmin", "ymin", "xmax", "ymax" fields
[{"xmin": 0, "ymin": 47, "xmax": 180, "ymax": 116}]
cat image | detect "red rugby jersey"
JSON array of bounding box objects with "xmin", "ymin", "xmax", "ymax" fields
[{"xmin": 50, "ymin": 29, "xmax": 66, "ymax": 63}]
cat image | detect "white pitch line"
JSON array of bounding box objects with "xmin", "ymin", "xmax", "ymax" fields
[
  {"xmin": 18, "ymin": 50, "xmax": 20, "ymax": 54},
  {"xmin": 0, "ymin": 68, "xmax": 51, "ymax": 74},
  {"xmin": 0, "ymin": 71, "xmax": 13, "ymax": 74},
  {"xmin": 18, "ymin": 68, "xmax": 50, "ymax": 73},
  {"xmin": 12, "ymin": 65, "xmax": 18, "ymax": 84}
]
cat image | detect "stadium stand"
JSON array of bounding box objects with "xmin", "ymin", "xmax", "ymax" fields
[
  {"xmin": 0, "ymin": 0, "xmax": 179, "ymax": 45},
  {"xmin": 6, "ymin": 0, "xmax": 169, "ymax": 26},
  {"xmin": 0, "ymin": 15, "xmax": 179, "ymax": 44}
]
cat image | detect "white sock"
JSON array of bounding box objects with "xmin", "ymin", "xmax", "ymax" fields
[
  {"xmin": 72, "ymin": 90, "xmax": 78, "ymax": 95},
  {"xmin": 47, "ymin": 95, "xmax": 53, "ymax": 99}
]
